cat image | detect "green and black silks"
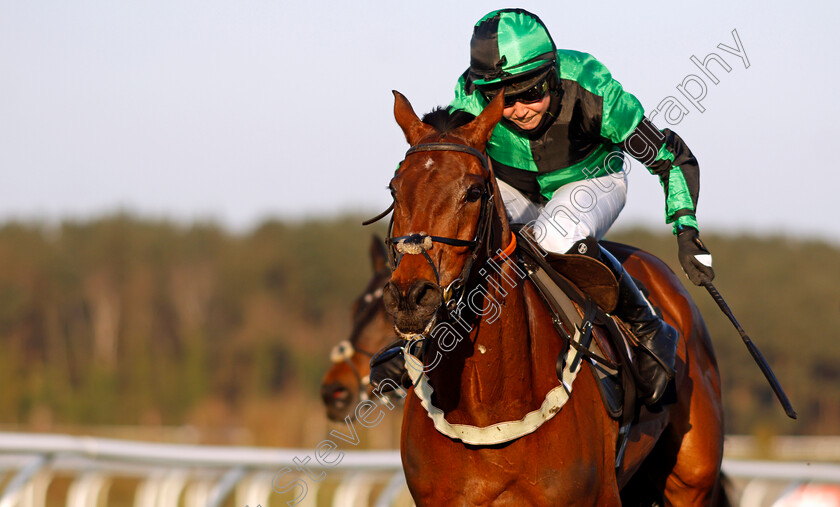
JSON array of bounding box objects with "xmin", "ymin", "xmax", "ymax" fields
[{"xmin": 453, "ymin": 47, "xmax": 701, "ymax": 233}]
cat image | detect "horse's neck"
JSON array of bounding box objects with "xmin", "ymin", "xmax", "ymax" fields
[{"xmin": 428, "ymin": 261, "xmax": 558, "ymax": 426}]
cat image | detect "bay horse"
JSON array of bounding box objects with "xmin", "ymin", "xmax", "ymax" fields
[
  {"xmin": 320, "ymin": 235, "xmax": 399, "ymax": 421},
  {"xmin": 382, "ymin": 90, "xmax": 726, "ymax": 505}
]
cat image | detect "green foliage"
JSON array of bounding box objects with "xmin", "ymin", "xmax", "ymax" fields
[{"xmin": 0, "ymin": 216, "xmax": 835, "ymax": 439}]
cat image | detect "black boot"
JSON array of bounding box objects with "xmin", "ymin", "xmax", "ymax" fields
[{"xmin": 597, "ymin": 245, "xmax": 678, "ymax": 406}]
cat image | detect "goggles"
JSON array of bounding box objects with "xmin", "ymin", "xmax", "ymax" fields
[{"xmin": 481, "ymin": 79, "xmax": 549, "ymax": 108}]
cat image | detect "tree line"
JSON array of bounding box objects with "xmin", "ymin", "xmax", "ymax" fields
[{"xmin": 0, "ymin": 214, "xmax": 836, "ymax": 444}]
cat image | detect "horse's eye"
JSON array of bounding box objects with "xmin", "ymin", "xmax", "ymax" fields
[{"xmin": 466, "ymin": 186, "xmax": 483, "ymax": 203}]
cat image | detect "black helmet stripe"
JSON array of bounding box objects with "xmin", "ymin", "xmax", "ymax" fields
[{"xmin": 470, "ymin": 14, "xmax": 503, "ymax": 83}]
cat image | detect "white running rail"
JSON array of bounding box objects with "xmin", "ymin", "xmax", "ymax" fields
[{"xmin": 0, "ymin": 432, "xmax": 839, "ymax": 506}]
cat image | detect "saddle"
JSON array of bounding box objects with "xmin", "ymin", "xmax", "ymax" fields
[
  {"xmin": 513, "ymin": 231, "xmax": 642, "ymax": 430},
  {"xmin": 545, "ymin": 250, "xmax": 619, "ymax": 313}
]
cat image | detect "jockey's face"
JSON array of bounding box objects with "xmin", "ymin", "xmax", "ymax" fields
[{"xmin": 502, "ymin": 94, "xmax": 550, "ymax": 130}]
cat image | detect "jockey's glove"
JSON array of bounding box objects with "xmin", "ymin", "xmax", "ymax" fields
[
  {"xmin": 676, "ymin": 226, "xmax": 715, "ymax": 285},
  {"xmin": 369, "ymin": 340, "xmax": 412, "ymax": 392}
]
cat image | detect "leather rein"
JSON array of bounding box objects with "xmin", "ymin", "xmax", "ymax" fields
[{"xmin": 366, "ymin": 142, "xmax": 496, "ymax": 316}]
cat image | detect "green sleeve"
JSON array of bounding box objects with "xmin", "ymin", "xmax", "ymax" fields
[
  {"xmin": 558, "ymin": 50, "xmax": 645, "ymax": 143},
  {"xmin": 596, "ymin": 74, "xmax": 645, "ymax": 144},
  {"xmin": 620, "ymin": 117, "xmax": 701, "ymax": 233},
  {"xmin": 566, "ymin": 50, "xmax": 701, "ymax": 233}
]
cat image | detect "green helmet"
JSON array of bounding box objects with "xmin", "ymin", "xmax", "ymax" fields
[{"xmin": 469, "ymin": 9, "xmax": 557, "ymax": 88}]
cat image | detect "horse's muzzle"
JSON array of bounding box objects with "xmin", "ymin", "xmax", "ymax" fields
[
  {"xmin": 383, "ymin": 280, "xmax": 443, "ymax": 335},
  {"xmin": 320, "ymin": 381, "xmax": 355, "ymax": 421}
]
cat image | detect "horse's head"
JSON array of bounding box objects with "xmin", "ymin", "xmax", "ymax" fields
[
  {"xmin": 320, "ymin": 235, "xmax": 395, "ymax": 421},
  {"xmin": 383, "ymin": 91, "xmax": 509, "ymax": 337}
]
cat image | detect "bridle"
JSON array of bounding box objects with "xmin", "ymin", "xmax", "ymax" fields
[
  {"xmin": 373, "ymin": 142, "xmax": 496, "ymax": 316},
  {"xmin": 329, "ymin": 281, "xmax": 387, "ymax": 401}
]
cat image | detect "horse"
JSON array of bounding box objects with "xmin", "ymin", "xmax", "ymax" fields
[
  {"xmin": 380, "ymin": 90, "xmax": 726, "ymax": 505},
  {"xmin": 320, "ymin": 235, "xmax": 399, "ymax": 421}
]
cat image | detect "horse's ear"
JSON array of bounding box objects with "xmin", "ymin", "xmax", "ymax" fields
[
  {"xmin": 455, "ymin": 90, "xmax": 505, "ymax": 150},
  {"xmin": 393, "ymin": 90, "xmax": 436, "ymax": 146},
  {"xmin": 370, "ymin": 234, "xmax": 388, "ymax": 273}
]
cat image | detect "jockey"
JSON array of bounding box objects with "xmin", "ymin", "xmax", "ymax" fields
[{"xmin": 372, "ymin": 8, "xmax": 715, "ymax": 407}]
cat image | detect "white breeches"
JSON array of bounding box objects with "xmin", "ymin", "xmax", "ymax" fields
[{"xmin": 497, "ymin": 172, "xmax": 628, "ymax": 254}]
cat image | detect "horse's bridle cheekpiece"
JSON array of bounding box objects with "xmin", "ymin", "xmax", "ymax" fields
[
  {"xmin": 366, "ymin": 141, "xmax": 596, "ymax": 444},
  {"xmin": 329, "ymin": 283, "xmax": 386, "ymax": 400},
  {"xmin": 376, "ymin": 142, "xmax": 495, "ymax": 316}
]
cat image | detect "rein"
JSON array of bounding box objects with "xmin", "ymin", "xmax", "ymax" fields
[
  {"xmin": 377, "ymin": 142, "xmax": 497, "ymax": 314},
  {"xmin": 367, "ymin": 139, "xmax": 595, "ymax": 445}
]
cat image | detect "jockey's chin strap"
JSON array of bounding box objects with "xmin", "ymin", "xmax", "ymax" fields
[{"xmin": 385, "ymin": 142, "xmax": 498, "ymax": 315}]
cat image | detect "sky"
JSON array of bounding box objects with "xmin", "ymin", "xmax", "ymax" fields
[{"xmin": 2, "ymin": 1, "xmax": 840, "ymax": 243}]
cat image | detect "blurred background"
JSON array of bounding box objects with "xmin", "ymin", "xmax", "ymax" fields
[
  {"xmin": 1, "ymin": 0, "xmax": 839, "ymax": 505},
  {"xmin": 0, "ymin": 219, "xmax": 834, "ymax": 443}
]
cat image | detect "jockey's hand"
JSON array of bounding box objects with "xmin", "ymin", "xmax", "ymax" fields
[
  {"xmin": 369, "ymin": 341, "xmax": 411, "ymax": 392},
  {"xmin": 677, "ymin": 226, "xmax": 715, "ymax": 285},
  {"xmin": 369, "ymin": 355, "xmax": 410, "ymax": 393}
]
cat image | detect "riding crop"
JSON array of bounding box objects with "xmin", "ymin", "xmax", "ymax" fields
[{"xmin": 702, "ymin": 281, "xmax": 797, "ymax": 419}]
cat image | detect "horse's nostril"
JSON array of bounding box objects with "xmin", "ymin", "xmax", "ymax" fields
[
  {"xmin": 410, "ymin": 281, "xmax": 442, "ymax": 309},
  {"xmin": 383, "ymin": 282, "xmax": 400, "ymax": 313},
  {"xmin": 384, "ymin": 280, "xmax": 441, "ymax": 333}
]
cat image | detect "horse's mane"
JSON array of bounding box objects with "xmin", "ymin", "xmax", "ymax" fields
[{"xmin": 421, "ymin": 107, "xmax": 475, "ymax": 134}]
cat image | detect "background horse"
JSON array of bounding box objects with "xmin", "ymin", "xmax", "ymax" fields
[
  {"xmin": 320, "ymin": 235, "xmax": 398, "ymax": 421},
  {"xmin": 382, "ymin": 90, "xmax": 726, "ymax": 505}
]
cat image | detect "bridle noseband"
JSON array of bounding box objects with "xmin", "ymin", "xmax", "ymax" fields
[{"xmin": 383, "ymin": 142, "xmax": 495, "ymax": 315}]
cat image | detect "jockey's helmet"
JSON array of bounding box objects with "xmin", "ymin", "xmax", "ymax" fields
[{"xmin": 469, "ymin": 9, "xmax": 557, "ymax": 96}]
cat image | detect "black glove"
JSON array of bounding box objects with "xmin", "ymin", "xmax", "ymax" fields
[
  {"xmin": 676, "ymin": 226, "xmax": 715, "ymax": 285},
  {"xmin": 369, "ymin": 341, "xmax": 411, "ymax": 392}
]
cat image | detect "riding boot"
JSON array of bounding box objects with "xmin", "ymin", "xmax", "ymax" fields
[{"xmin": 595, "ymin": 244, "xmax": 678, "ymax": 406}]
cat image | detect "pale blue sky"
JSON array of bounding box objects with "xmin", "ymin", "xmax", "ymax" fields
[{"xmin": 2, "ymin": 1, "xmax": 839, "ymax": 243}]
